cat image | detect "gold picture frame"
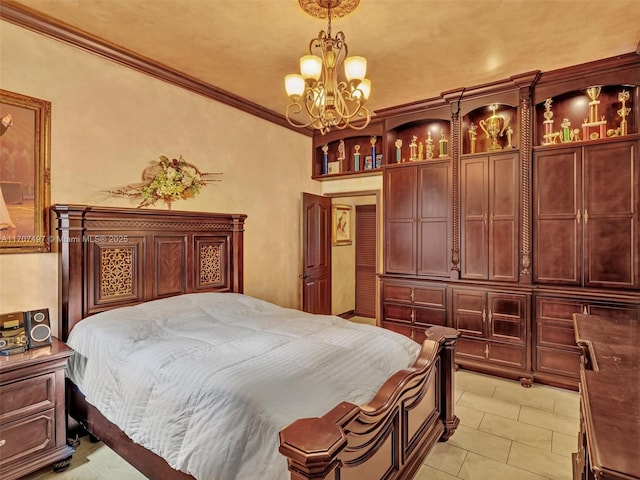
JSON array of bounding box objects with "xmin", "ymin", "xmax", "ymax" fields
[
  {"xmin": 332, "ymin": 204, "xmax": 352, "ymax": 246},
  {"xmin": 0, "ymin": 89, "xmax": 51, "ymax": 253}
]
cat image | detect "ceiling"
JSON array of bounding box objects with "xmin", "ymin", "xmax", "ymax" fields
[{"xmin": 5, "ymin": 0, "xmax": 640, "ymax": 127}]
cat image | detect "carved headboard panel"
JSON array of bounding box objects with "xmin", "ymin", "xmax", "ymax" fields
[{"xmin": 53, "ymin": 205, "xmax": 246, "ymax": 341}]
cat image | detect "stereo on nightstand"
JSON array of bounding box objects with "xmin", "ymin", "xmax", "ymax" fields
[{"xmin": 23, "ymin": 308, "xmax": 52, "ymax": 348}]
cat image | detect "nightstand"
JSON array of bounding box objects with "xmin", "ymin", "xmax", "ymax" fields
[{"xmin": 0, "ymin": 337, "xmax": 75, "ymax": 480}]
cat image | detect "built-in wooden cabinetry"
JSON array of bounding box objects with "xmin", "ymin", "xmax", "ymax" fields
[{"xmin": 314, "ymin": 51, "xmax": 640, "ymax": 389}]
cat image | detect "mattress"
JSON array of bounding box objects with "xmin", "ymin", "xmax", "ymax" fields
[{"xmin": 66, "ymin": 292, "xmax": 421, "ymax": 480}]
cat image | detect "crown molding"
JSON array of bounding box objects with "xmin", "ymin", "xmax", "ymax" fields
[{"xmin": 0, "ymin": 1, "xmax": 313, "ymax": 137}]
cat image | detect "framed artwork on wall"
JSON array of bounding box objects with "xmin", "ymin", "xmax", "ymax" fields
[
  {"xmin": 0, "ymin": 89, "xmax": 51, "ymax": 253},
  {"xmin": 332, "ymin": 204, "xmax": 352, "ymax": 246}
]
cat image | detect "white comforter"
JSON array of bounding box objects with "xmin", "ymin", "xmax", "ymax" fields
[{"xmin": 66, "ymin": 293, "xmax": 421, "ymax": 480}]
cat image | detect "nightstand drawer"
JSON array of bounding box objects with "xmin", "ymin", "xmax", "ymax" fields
[
  {"xmin": 0, "ymin": 372, "xmax": 55, "ymax": 424},
  {"xmin": 0, "ymin": 409, "xmax": 55, "ymax": 465}
]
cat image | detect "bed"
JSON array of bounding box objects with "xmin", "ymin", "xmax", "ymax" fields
[{"xmin": 54, "ymin": 204, "xmax": 459, "ymax": 480}]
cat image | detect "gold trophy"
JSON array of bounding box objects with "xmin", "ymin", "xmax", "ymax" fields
[
  {"xmin": 479, "ymin": 104, "xmax": 508, "ymax": 151},
  {"xmin": 426, "ymin": 130, "xmax": 434, "ymax": 160},
  {"xmin": 617, "ymin": 89, "xmax": 630, "ymax": 136},
  {"xmin": 394, "ymin": 139, "xmax": 403, "ymax": 163},
  {"xmin": 542, "ymin": 98, "xmax": 559, "ymax": 145},
  {"xmin": 582, "ymin": 87, "xmax": 607, "ymax": 140},
  {"xmin": 439, "ymin": 129, "xmax": 449, "ymax": 158},
  {"xmin": 409, "ymin": 135, "xmax": 418, "ymax": 161}
]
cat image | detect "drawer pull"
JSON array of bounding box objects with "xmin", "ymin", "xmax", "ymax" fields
[
  {"xmin": 484, "ymin": 344, "xmax": 489, "ymax": 358},
  {"xmin": 576, "ymin": 210, "xmax": 581, "ymax": 224},
  {"xmin": 410, "ymin": 289, "xmax": 414, "ymax": 302},
  {"xmin": 0, "ymin": 439, "xmax": 6, "ymax": 447},
  {"xmin": 482, "ymin": 309, "xmax": 486, "ymax": 324}
]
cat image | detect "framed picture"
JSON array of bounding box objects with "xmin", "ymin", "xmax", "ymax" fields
[
  {"xmin": 332, "ymin": 204, "xmax": 352, "ymax": 246},
  {"xmin": 0, "ymin": 89, "xmax": 51, "ymax": 253}
]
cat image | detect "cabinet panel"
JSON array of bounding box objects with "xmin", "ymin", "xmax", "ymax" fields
[
  {"xmin": 461, "ymin": 158, "xmax": 488, "ymax": 279},
  {"xmin": 413, "ymin": 287, "xmax": 446, "ymax": 307},
  {"xmin": 0, "ymin": 410, "xmax": 55, "ymax": 465},
  {"xmin": 534, "ymin": 148, "xmax": 581, "ymax": 285},
  {"xmin": 0, "ymin": 373, "xmax": 55, "ymax": 424},
  {"xmin": 382, "ymin": 321, "xmax": 413, "ymax": 340},
  {"xmin": 385, "ymin": 167, "xmax": 417, "ymax": 274},
  {"xmin": 584, "ymin": 141, "xmax": 638, "ymax": 288},
  {"xmin": 489, "ymin": 154, "xmax": 519, "ymax": 282},
  {"xmin": 537, "ymin": 321, "xmax": 577, "ymax": 349},
  {"xmin": 488, "ymin": 293, "xmax": 527, "ymax": 344},
  {"xmin": 418, "ymin": 162, "xmax": 451, "ymax": 277},
  {"xmin": 383, "ymin": 304, "xmax": 412, "ymax": 324},
  {"xmin": 452, "ymin": 289, "xmax": 485, "ymax": 337},
  {"xmin": 414, "ymin": 307, "xmax": 447, "ymax": 327},
  {"xmin": 536, "ymin": 347, "xmax": 581, "ymax": 377},
  {"xmin": 489, "ymin": 343, "xmax": 527, "ymax": 368},
  {"xmin": 383, "ymin": 284, "xmax": 412, "ymax": 303}
]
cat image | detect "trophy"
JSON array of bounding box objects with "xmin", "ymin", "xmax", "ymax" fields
[
  {"xmin": 418, "ymin": 141, "xmax": 424, "ymax": 161},
  {"xmin": 542, "ymin": 98, "xmax": 559, "ymax": 145},
  {"xmin": 426, "ymin": 130, "xmax": 434, "ymax": 160},
  {"xmin": 439, "ymin": 129, "xmax": 449, "ymax": 158},
  {"xmin": 618, "ymin": 89, "xmax": 630, "ymax": 136},
  {"xmin": 468, "ymin": 123, "xmax": 478, "ymax": 154},
  {"xmin": 321, "ymin": 143, "xmax": 329, "ymax": 175},
  {"xmin": 337, "ymin": 139, "xmax": 346, "ymax": 172},
  {"xmin": 479, "ymin": 104, "xmax": 508, "ymax": 151},
  {"xmin": 354, "ymin": 145, "xmax": 361, "ymax": 171},
  {"xmin": 409, "ymin": 135, "xmax": 418, "ymax": 161},
  {"xmin": 394, "ymin": 139, "xmax": 402, "ymax": 163},
  {"xmin": 369, "ymin": 136, "xmax": 377, "ymax": 169},
  {"xmin": 582, "ymin": 86, "xmax": 607, "ymax": 140},
  {"xmin": 560, "ymin": 119, "xmax": 572, "ymax": 143}
]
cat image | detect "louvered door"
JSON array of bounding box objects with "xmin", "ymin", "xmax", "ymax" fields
[{"xmin": 355, "ymin": 204, "xmax": 377, "ymax": 318}]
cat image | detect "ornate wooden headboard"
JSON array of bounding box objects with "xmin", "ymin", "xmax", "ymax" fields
[{"xmin": 53, "ymin": 204, "xmax": 246, "ymax": 341}]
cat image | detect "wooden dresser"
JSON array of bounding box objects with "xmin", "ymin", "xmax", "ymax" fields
[
  {"xmin": 573, "ymin": 314, "xmax": 640, "ymax": 480},
  {"xmin": 0, "ymin": 338, "xmax": 74, "ymax": 480}
]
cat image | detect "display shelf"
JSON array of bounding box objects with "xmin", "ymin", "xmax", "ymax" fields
[
  {"xmin": 385, "ymin": 119, "xmax": 452, "ymax": 164},
  {"xmin": 534, "ymin": 85, "xmax": 637, "ymax": 147},
  {"xmin": 311, "ymin": 122, "xmax": 384, "ymax": 178},
  {"xmin": 461, "ymin": 103, "xmax": 518, "ymax": 155}
]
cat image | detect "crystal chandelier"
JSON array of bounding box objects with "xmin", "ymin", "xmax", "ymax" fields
[{"xmin": 284, "ymin": 0, "xmax": 371, "ymax": 134}]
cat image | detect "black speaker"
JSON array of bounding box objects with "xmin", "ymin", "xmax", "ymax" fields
[{"xmin": 24, "ymin": 308, "xmax": 52, "ymax": 348}]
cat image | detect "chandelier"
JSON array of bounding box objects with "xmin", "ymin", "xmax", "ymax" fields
[{"xmin": 284, "ymin": 0, "xmax": 371, "ymax": 134}]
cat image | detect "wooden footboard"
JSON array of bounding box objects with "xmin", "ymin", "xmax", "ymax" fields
[{"xmin": 279, "ymin": 326, "xmax": 459, "ymax": 480}]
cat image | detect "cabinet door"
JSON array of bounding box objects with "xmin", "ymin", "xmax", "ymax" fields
[
  {"xmin": 487, "ymin": 292, "xmax": 527, "ymax": 344},
  {"xmin": 533, "ymin": 147, "xmax": 582, "ymax": 285},
  {"xmin": 584, "ymin": 141, "xmax": 639, "ymax": 289},
  {"xmin": 452, "ymin": 289, "xmax": 486, "ymax": 337},
  {"xmin": 461, "ymin": 158, "xmax": 488, "ymax": 279},
  {"xmin": 385, "ymin": 167, "xmax": 417, "ymax": 274},
  {"xmin": 417, "ymin": 162, "xmax": 451, "ymax": 277},
  {"xmin": 489, "ymin": 154, "xmax": 519, "ymax": 282}
]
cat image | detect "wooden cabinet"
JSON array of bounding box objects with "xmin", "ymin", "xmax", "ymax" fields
[
  {"xmin": 533, "ymin": 293, "xmax": 639, "ymax": 389},
  {"xmin": 452, "ymin": 287, "xmax": 531, "ymax": 384},
  {"xmin": 384, "ymin": 160, "xmax": 451, "ymax": 278},
  {"xmin": 533, "ymin": 138, "xmax": 639, "ymax": 289},
  {"xmin": 0, "ymin": 338, "xmax": 74, "ymax": 480},
  {"xmin": 461, "ymin": 152, "xmax": 519, "ymax": 282},
  {"xmin": 380, "ymin": 278, "xmax": 447, "ymax": 344},
  {"xmin": 573, "ymin": 314, "xmax": 640, "ymax": 480}
]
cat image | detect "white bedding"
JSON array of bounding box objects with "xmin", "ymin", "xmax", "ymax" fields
[{"xmin": 66, "ymin": 292, "xmax": 421, "ymax": 480}]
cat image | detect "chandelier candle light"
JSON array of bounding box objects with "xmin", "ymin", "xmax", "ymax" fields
[{"xmin": 285, "ymin": 0, "xmax": 371, "ymax": 134}]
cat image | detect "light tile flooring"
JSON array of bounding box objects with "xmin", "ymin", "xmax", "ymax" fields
[{"xmin": 24, "ymin": 370, "xmax": 579, "ymax": 480}]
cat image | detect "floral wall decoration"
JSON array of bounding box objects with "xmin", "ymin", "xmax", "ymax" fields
[{"xmin": 107, "ymin": 155, "xmax": 222, "ymax": 209}]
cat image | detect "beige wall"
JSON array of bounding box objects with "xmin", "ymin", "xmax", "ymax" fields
[{"xmin": 0, "ymin": 22, "xmax": 322, "ymax": 336}]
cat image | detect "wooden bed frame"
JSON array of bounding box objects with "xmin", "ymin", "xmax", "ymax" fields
[{"xmin": 54, "ymin": 204, "xmax": 459, "ymax": 480}]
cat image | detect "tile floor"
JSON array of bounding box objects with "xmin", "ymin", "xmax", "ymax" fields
[{"xmin": 23, "ymin": 370, "xmax": 579, "ymax": 480}]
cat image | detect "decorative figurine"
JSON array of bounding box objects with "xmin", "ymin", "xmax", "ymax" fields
[
  {"xmin": 426, "ymin": 130, "xmax": 434, "ymax": 160},
  {"xmin": 618, "ymin": 89, "xmax": 630, "ymax": 136},
  {"xmin": 409, "ymin": 135, "xmax": 418, "ymax": 161},
  {"xmin": 506, "ymin": 126, "xmax": 515, "ymax": 148},
  {"xmin": 468, "ymin": 123, "xmax": 477, "ymax": 154},
  {"xmin": 582, "ymin": 86, "xmax": 607, "ymax": 140},
  {"xmin": 337, "ymin": 139, "xmax": 346, "ymax": 172},
  {"xmin": 321, "ymin": 143, "xmax": 329, "ymax": 175},
  {"xmin": 479, "ymin": 104, "xmax": 508, "ymax": 151},
  {"xmin": 439, "ymin": 129, "xmax": 449, "ymax": 158},
  {"xmin": 418, "ymin": 141, "xmax": 424, "ymax": 161},
  {"xmin": 354, "ymin": 144, "xmax": 361, "ymax": 171},
  {"xmin": 394, "ymin": 139, "xmax": 403, "ymax": 163}
]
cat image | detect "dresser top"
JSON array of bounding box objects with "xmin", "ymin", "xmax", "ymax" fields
[{"xmin": 574, "ymin": 314, "xmax": 640, "ymax": 479}]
